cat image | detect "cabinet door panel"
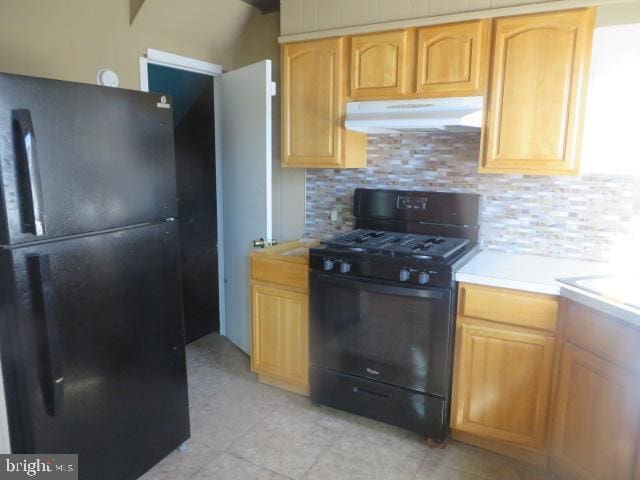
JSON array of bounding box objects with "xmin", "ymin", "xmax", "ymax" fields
[
  {"xmin": 282, "ymin": 38, "xmax": 366, "ymax": 168},
  {"xmin": 282, "ymin": 38, "xmax": 341, "ymax": 166},
  {"xmin": 251, "ymin": 283, "xmax": 309, "ymax": 388},
  {"xmin": 416, "ymin": 20, "xmax": 490, "ymax": 96},
  {"xmin": 550, "ymin": 343, "xmax": 640, "ymax": 480},
  {"xmin": 481, "ymin": 9, "xmax": 594, "ymax": 175},
  {"xmin": 452, "ymin": 323, "xmax": 555, "ymax": 449},
  {"xmin": 351, "ymin": 30, "xmax": 408, "ymax": 99}
]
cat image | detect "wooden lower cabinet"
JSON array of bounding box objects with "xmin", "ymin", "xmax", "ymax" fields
[
  {"xmin": 452, "ymin": 284, "xmax": 559, "ymax": 466},
  {"xmin": 454, "ymin": 285, "xmax": 640, "ymax": 477},
  {"xmin": 251, "ymin": 282, "xmax": 309, "ymax": 394},
  {"xmin": 250, "ymin": 240, "xmax": 315, "ymax": 395},
  {"xmin": 453, "ymin": 323, "xmax": 555, "ymax": 450},
  {"xmin": 549, "ymin": 306, "xmax": 640, "ymax": 480}
]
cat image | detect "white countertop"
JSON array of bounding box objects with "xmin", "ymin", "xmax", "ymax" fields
[
  {"xmin": 456, "ymin": 251, "xmax": 610, "ymax": 295},
  {"xmin": 456, "ymin": 250, "xmax": 640, "ymax": 327},
  {"xmin": 560, "ymin": 284, "xmax": 640, "ymax": 328}
]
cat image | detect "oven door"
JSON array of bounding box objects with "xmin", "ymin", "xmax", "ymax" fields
[{"xmin": 309, "ymin": 271, "xmax": 453, "ymax": 397}]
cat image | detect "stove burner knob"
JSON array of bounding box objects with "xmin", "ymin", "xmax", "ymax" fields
[
  {"xmin": 323, "ymin": 259, "xmax": 335, "ymax": 271},
  {"xmin": 340, "ymin": 262, "xmax": 351, "ymax": 274},
  {"xmin": 399, "ymin": 268, "xmax": 410, "ymax": 282},
  {"xmin": 418, "ymin": 272, "xmax": 430, "ymax": 285}
]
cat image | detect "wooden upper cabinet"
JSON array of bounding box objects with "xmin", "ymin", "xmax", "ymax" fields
[
  {"xmin": 481, "ymin": 8, "xmax": 595, "ymax": 175},
  {"xmin": 350, "ymin": 30, "xmax": 410, "ymax": 100},
  {"xmin": 550, "ymin": 343, "xmax": 640, "ymax": 480},
  {"xmin": 281, "ymin": 37, "xmax": 366, "ymax": 168},
  {"xmin": 415, "ymin": 20, "xmax": 490, "ymax": 97}
]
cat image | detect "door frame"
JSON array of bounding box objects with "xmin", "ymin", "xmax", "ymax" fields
[{"xmin": 139, "ymin": 49, "xmax": 227, "ymax": 336}]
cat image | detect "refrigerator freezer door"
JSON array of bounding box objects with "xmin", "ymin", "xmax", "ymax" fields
[
  {"xmin": 0, "ymin": 73, "xmax": 177, "ymax": 246},
  {"xmin": 0, "ymin": 221, "xmax": 189, "ymax": 480}
]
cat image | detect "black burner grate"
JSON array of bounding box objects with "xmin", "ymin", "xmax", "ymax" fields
[{"xmin": 323, "ymin": 229, "xmax": 469, "ymax": 260}]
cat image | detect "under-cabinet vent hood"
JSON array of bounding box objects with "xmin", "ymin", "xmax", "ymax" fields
[{"xmin": 345, "ymin": 97, "xmax": 484, "ymax": 134}]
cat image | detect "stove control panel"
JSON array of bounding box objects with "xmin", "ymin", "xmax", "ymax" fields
[
  {"xmin": 321, "ymin": 258, "xmax": 355, "ymax": 275},
  {"xmin": 398, "ymin": 268, "xmax": 431, "ymax": 285},
  {"xmin": 310, "ymin": 253, "xmax": 452, "ymax": 288}
]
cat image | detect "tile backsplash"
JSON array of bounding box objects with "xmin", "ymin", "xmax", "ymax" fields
[{"xmin": 305, "ymin": 132, "xmax": 640, "ymax": 263}]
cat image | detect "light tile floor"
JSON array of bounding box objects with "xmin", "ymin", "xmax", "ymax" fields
[{"xmin": 141, "ymin": 334, "xmax": 558, "ymax": 480}]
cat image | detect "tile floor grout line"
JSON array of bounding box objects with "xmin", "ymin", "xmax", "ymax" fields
[
  {"xmin": 186, "ymin": 448, "xmax": 226, "ymax": 479},
  {"xmin": 230, "ymin": 452, "xmax": 297, "ymax": 480},
  {"xmin": 224, "ymin": 406, "xmax": 281, "ymax": 455},
  {"xmin": 298, "ymin": 425, "xmax": 349, "ymax": 480},
  {"xmin": 409, "ymin": 446, "xmax": 431, "ymax": 480}
]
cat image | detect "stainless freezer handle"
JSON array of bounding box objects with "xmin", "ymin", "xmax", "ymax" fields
[
  {"xmin": 12, "ymin": 109, "xmax": 45, "ymax": 236},
  {"xmin": 28, "ymin": 254, "xmax": 63, "ymax": 417}
]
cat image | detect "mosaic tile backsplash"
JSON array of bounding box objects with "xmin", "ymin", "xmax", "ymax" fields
[{"xmin": 305, "ymin": 132, "xmax": 640, "ymax": 263}]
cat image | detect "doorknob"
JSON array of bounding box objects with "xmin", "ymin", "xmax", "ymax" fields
[{"xmin": 253, "ymin": 238, "xmax": 278, "ymax": 248}]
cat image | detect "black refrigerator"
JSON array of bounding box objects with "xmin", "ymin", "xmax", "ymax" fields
[{"xmin": 0, "ymin": 73, "xmax": 190, "ymax": 479}]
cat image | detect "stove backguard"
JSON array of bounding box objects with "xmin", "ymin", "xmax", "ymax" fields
[{"xmin": 353, "ymin": 188, "xmax": 481, "ymax": 243}]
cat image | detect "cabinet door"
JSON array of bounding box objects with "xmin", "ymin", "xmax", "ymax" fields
[
  {"xmin": 350, "ymin": 30, "xmax": 409, "ymax": 99},
  {"xmin": 550, "ymin": 343, "xmax": 640, "ymax": 480},
  {"xmin": 282, "ymin": 38, "xmax": 366, "ymax": 168},
  {"xmin": 415, "ymin": 20, "xmax": 490, "ymax": 97},
  {"xmin": 251, "ymin": 283, "xmax": 309, "ymax": 389},
  {"xmin": 452, "ymin": 322, "xmax": 555, "ymax": 450},
  {"xmin": 481, "ymin": 9, "xmax": 595, "ymax": 175}
]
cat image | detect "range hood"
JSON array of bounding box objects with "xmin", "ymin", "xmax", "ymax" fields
[{"xmin": 345, "ymin": 96, "xmax": 484, "ymax": 134}]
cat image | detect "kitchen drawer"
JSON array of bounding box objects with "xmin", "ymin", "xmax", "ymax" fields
[
  {"xmin": 251, "ymin": 255, "xmax": 308, "ymax": 292},
  {"xmin": 310, "ymin": 366, "xmax": 447, "ymax": 439},
  {"xmin": 563, "ymin": 299, "xmax": 640, "ymax": 374},
  {"xmin": 459, "ymin": 283, "xmax": 559, "ymax": 332}
]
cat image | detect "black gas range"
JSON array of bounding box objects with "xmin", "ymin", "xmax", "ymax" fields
[{"xmin": 308, "ymin": 188, "xmax": 481, "ymax": 442}]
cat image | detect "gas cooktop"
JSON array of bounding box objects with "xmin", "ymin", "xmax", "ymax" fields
[{"xmin": 322, "ymin": 228, "xmax": 470, "ymax": 260}]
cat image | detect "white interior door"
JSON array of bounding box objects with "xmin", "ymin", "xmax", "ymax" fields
[{"xmin": 217, "ymin": 60, "xmax": 273, "ymax": 354}]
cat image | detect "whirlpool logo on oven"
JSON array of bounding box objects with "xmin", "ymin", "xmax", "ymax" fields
[
  {"xmin": 366, "ymin": 367, "xmax": 380, "ymax": 376},
  {"xmin": 0, "ymin": 454, "xmax": 77, "ymax": 479}
]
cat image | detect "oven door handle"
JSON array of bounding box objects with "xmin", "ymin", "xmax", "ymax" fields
[{"xmin": 312, "ymin": 272, "xmax": 445, "ymax": 300}]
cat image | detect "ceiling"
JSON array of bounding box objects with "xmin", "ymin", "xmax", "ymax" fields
[{"xmin": 239, "ymin": 0, "xmax": 279, "ymax": 14}]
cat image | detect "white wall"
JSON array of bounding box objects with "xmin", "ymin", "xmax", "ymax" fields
[{"xmin": 582, "ymin": 23, "xmax": 640, "ymax": 174}]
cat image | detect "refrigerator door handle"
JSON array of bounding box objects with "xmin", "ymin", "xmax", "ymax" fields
[
  {"xmin": 12, "ymin": 109, "xmax": 45, "ymax": 236},
  {"xmin": 28, "ymin": 254, "xmax": 63, "ymax": 417}
]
